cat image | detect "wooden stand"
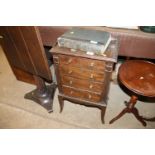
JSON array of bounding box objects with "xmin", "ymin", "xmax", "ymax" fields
[
  {"xmin": 109, "ymin": 60, "xmax": 155, "ymax": 127},
  {"xmin": 58, "ymin": 94, "xmax": 107, "ymax": 124},
  {"xmin": 109, "ymin": 95, "xmax": 147, "ymax": 126},
  {"xmin": 24, "ymin": 75, "xmax": 57, "ymax": 113}
]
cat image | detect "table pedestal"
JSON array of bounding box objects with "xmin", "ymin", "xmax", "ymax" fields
[
  {"xmin": 109, "ymin": 95, "xmax": 147, "ymax": 126},
  {"xmin": 24, "ymin": 75, "xmax": 57, "ymax": 113}
]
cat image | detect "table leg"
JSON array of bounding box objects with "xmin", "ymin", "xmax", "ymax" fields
[
  {"xmin": 109, "ymin": 95, "xmax": 147, "ymax": 126},
  {"xmin": 109, "ymin": 108, "xmax": 128, "ymax": 124},
  {"xmin": 132, "ymin": 108, "xmax": 147, "ymax": 126},
  {"xmin": 101, "ymin": 107, "xmax": 106, "ymax": 124},
  {"xmin": 58, "ymin": 95, "xmax": 64, "ymax": 113},
  {"xmin": 142, "ymin": 117, "xmax": 155, "ymax": 122}
]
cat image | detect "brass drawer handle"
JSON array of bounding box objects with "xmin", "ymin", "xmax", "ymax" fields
[
  {"xmin": 89, "ymin": 84, "xmax": 93, "ymax": 89},
  {"xmin": 88, "ymin": 94, "xmax": 92, "ymax": 99},
  {"xmin": 69, "ymin": 80, "xmax": 73, "ymax": 85},
  {"xmin": 68, "ymin": 70, "xmax": 73, "ymax": 74},
  {"xmin": 105, "ymin": 64, "xmax": 113, "ymax": 72},
  {"xmin": 70, "ymin": 91, "xmax": 73, "ymax": 95},
  {"xmin": 66, "ymin": 58, "xmax": 72, "ymax": 64},
  {"xmin": 0, "ymin": 35, "xmax": 3, "ymax": 39},
  {"xmin": 90, "ymin": 62, "xmax": 95, "ymax": 67},
  {"xmin": 105, "ymin": 68, "xmax": 113, "ymax": 72},
  {"xmin": 90, "ymin": 74, "xmax": 94, "ymax": 79}
]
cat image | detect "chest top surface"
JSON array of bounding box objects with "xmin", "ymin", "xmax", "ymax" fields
[{"xmin": 51, "ymin": 39, "xmax": 118, "ymax": 63}]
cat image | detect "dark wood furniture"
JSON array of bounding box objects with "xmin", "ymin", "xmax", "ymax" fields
[
  {"xmin": 51, "ymin": 41, "xmax": 118, "ymax": 123},
  {"xmin": 1, "ymin": 26, "xmax": 155, "ymax": 117},
  {"xmin": 0, "ymin": 27, "xmax": 56, "ymax": 112},
  {"xmin": 109, "ymin": 60, "xmax": 155, "ymax": 126}
]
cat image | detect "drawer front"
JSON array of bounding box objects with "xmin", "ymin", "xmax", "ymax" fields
[
  {"xmin": 61, "ymin": 75, "xmax": 104, "ymax": 93},
  {"xmin": 59, "ymin": 66, "xmax": 105, "ymax": 82},
  {"xmin": 59, "ymin": 55, "xmax": 80, "ymax": 66},
  {"xmin": 62, "ymin": 86, "xmax": 101, "ymax": 102},
  {"xmin": 59, "ymin": 55, "xmax": 105, "ymax": 72}
]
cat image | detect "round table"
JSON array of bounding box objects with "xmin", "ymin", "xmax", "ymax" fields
[{"xmin": 109, "ymin": 60, "xmax": 155, "ymax": 126}]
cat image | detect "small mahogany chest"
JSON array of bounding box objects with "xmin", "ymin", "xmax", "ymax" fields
[{"xmin": 51, "ymin": 41, "xmax": 117, "ymax": 123}]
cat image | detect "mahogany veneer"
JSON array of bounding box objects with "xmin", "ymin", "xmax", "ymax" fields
[
  {"xmin": 51, "ymin": 43, "xmax": 117, "ymax": 123},
  {"xmin": 110, "ymin": 60, "xmax": 155, "ymax": 126}
]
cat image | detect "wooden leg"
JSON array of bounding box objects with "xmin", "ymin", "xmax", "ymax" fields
[
  {"xmin": 109, "ymin": 95, "xmax": 137, "ymax": 124},
  {"xmin": 131, "ymin": 108, "xmax": 147, "ymax": 126},
  {"xmin": 109, "ymin": 108, "xmax": 128, "ymax": 124},
  {"xmin": 109, "ymin": 95, "xmax": 147, "ymax": 126},
  {"xmin": 127, "ymin": 95, "xmax": 138, "ymax": 109},
  {"xmin": 34, "ymin": 75, "xmax": 47, "ymax": 92},
  {"xmin": 58, "ymin": 95, "xmax": 64, "ymax": 113},
  {"xmin": 101, "ymin": 107, "xmax": 106, "ymax": 124},
  {"xmin": 109, "ymin": 96, "xmax": 146, "ymax": 126},
  {"xmin": 24, "ymin": 75, "xmax": 57, "ymax": 113},
  {"xmin": 142, "ymin": 117, "xmax": 155, "ymax": 122}
]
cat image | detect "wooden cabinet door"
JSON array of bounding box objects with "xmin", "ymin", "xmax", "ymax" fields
[{"xmin": 0, "ymin": 26, "xmax": 52, "ymax": 81}]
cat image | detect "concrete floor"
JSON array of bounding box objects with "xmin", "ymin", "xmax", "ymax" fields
[{"xmin": 0, "ymin": 46, "xmax": 155, "ymax": 128}]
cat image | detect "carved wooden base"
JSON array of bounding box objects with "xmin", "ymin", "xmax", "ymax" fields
[
  {"xmin": 58, "ymin": 94, "xmax": 106, "ymax": 124},
  {"xmin": 24, "ymin": 75, "xmax": 57, "ymax": 113},
  {"xmin": 24, "ymin": 83, "xmax": 57, "ymax": 113},
  {"xmin": 109, "ymin": 95, "xmax": 147, "ymax": 126}
]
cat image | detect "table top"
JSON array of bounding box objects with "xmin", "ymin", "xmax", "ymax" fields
[{"xmin": 119, "ymin": 60, "xmax": 155, "ymax": 97}]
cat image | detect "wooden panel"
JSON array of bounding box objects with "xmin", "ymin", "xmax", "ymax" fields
[
  {"xmin": 61, "ymin": 75, "xmax": 104, "ymax": 93},
  {"xmin": 20, "ymin": 27, "xmax": 52, "ymax": 80},
  {"xmin": 0, "ymin": 27, "xmax": 26, "ymax": 70},
  {"xmin": 59, "ymin": 55, "xmax": 105, "ymax": 72},
  {"xmin": 12, "ymin": 67, "xmax": 35, "ymax": 85},
  {"xmin": 0, "ymin": 26, "xmax": 53, "ymax": 82},
  {"xmin": 6, "ymin": 27, "xmax": 36, "ymax": 74},
  {"xmin": 59, "ymin": 66, "xmax": 105, "ymax": 82},
  {"xmin": 59, "ymin": 54, "xmax": 80, "ymax": 67},
  {"xmin": 62, "ymin": 86, "xmax": 101, "ymax": 102}
]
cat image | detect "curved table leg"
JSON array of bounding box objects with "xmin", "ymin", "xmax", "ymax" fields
[
  {"xmin": 109, "ymin": 108, "xmax": 128, "ymax": 124},
  {"xmin": 142, "ymin": 117, "xmax": 155, "ymax": 122},
  {"xmin": 131, "ymin": 108, "xmax": 147, "ymax": 126},
  {"xmin": 109, "ymin": 95, "xmax": 148, "ymax": 126},
  {"xmin": 101, "ymin": 107, "xmax": 106, "ymax": 124},
  {"xmin": 58, "ymin": 95, "xmax": 64, "ymax": 113}
]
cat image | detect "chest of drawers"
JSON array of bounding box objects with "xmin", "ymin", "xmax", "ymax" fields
[{"xmin": 51, "ymin": 43, "xmax": 117, "ymax": 123}]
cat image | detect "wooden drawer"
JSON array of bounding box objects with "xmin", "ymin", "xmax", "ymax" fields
[
  {"xmin": 59, "ymin": 55, "xmax": 105, "ymax": 72},
  {"xmin": 61, "ymin": 75, "xmax": 104, "ymax": 93},
  {"xmin": 62, "ymin": 86, "xmax": 101, "ymax": 102},
  {"xmin": 59, "ymin": 66, "xmax": 105, "ymax": 82}
]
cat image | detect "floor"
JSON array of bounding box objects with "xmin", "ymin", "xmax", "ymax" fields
[{"xmin": 0, "ymin": 46, "xmax": 155, "ymax": 128}]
